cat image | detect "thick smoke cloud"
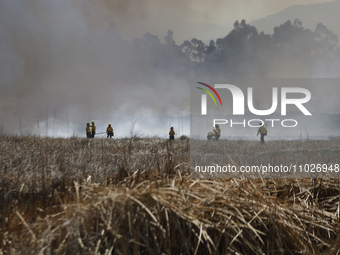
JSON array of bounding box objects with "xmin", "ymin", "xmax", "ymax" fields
[
  {"xmin": 96, "ymin": 0, "xmax": 335, "ymax": 43},
  {"xmin": 0, "ymin": 0, "xmax": 191, "ymax": 136},
  {"xmin": 0, "ymin": 0, "xmax": 339, "ymax": 138}
]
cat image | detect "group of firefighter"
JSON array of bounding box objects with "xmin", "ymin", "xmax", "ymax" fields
[
  {"xmin": 207, "ymin": 122, "xmax": 267, "ymax": 143},
  {"xmin": 169, "ymin": 122, "xmax": 267, "ymax": 143},
  {"xmin": 86, "ymin": 121, "xmax": 114, "ymax": 139},
  {"xmin": 86, "ymin": 121, "xmax": 268, "ymax": 144}
]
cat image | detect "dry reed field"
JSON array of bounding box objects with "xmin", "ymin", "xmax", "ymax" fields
[
  {"xmin": 190, "ymin": 138, "xmax": 340, "ymax": 178},
  {"xmin": 1, "ymin": 135, "xmax": 340, "ymax": 254}
]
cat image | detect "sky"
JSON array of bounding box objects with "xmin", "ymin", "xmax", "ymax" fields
[
  {"xmin": 96, "ymin": 0, "xmax": 334, "ymax": 42},
  {"xmin": 0, "ymin": 0, "xmax": 338, "ymax": 138}
]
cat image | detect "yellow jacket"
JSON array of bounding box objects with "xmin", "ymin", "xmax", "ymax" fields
[
  {"xmin": 91, "ymin": 125, "xmax": 96, "ymax": 133},
  {"xmin": 214, "ymin": 127, "xmax": 221, "ymax": 135},
  {"xmin": 169, "ymin": 130, "xmax": 175, "ymax": 136},
  {"xmin": 257, "ymin": 126, "xmax": 267, "ymax": 135},
  {"xmin": 107, "ymin": 126, "xmax": 113, "ymax": 132},
  {"xmin": 86, "ymin": 126, "xmax": 91, "ymax": 133}
]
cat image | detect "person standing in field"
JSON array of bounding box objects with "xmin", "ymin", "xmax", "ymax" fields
[
  {"xmin": 257, "ymin": 122, "xmax": 267, "ymax": 144},
  {"xmin": 214, "ymin": 124, "xmax": 221, "ymax": 140},
  {"xmin": 169, "ymin": 127, "xmax": 175, "ymax": 141},
  {"xmin": 91, "ymin": 120, "xmax": 96, "ymax": 138},
  {"xmin": 106, "ymin": 123, "xmax": 114, "ymax": 138},
  {"xmin": 86, "ymin": 123, "xmax": 91, "ymax": 138}
]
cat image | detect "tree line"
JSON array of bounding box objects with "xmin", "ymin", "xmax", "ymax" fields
[{"xmin": 106, "ymin": 19, "xmax": 339, "ymax": 79}]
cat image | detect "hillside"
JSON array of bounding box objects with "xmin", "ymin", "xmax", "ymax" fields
[{"xmin": 251, "ymin": 0, "xmax": 340, "ymax": 37}]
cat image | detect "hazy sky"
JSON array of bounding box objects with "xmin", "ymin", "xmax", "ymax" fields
[
  {"xmin": 0, "ymin": 0, "xmax": 338, "ymax": 137},
  {"xmin": 186, "ymin": 0, "xmax": 333, "ymax": 23},
  {"xmin": 97, "ymin": 0, "xmax": 334, "ymax": 41}
]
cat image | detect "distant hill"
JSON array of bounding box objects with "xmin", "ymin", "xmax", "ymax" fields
[
  {"xmin": 114, "ymin": 6, "xmax": 232, "ymax": 44},
  {"xmin": 158, "ymin": 18, "xmax": 230, "ymax": 44},
  {"xmin": 251, "ymin": 0, "xmax": 340, "ymax": 38},
  {"xmin": 177, "ymin": 0, "xmax": 340, "ymax": 44},
  {"xmin": 173, "ymin": 21, "xmax": 230, "ymax": 44}
]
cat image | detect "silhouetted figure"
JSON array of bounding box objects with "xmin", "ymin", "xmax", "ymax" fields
[
  {"xmin": 86, "ymin": 123, "xmax": 91, "ymax": 138},
  {"xmin": 106, "ymin": 123, "xmax": 114, "ymax": 138},
  {"xmin": 257, "ymin": 122, "xmax": 267, "ymax": 144},
  {"xmin": 169, "ymin": 127, "xmax": 175, "ymax": 141},
  {"xmin": 91, "ymin": 120, "xmax": 96, "ymax": 138}
]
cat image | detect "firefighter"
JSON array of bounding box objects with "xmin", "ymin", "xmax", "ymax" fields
[
  {"xmin": 91, "ymin": 120, "xmax": 96, "ymax": 138},
  {"xmin": 106, "ymin": 123, "xmax": 114, "ymax": 138},
  {"xmin": 169, "ymin": 127, "xmax": 175, "ymax": 141},
  {"xmin": 257, "ymin": 122, "xmax": 267, "ymax": 144},
  {"xmin": 86, "ymin": 123, "xmax": 91, "ymax": 138},
  {"xmin": 214, "ymin": 124, "xmax": 221, "ymax": 140}
]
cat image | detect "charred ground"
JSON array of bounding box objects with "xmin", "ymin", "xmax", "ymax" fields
[{"xmin": 1, "ymin": 135, "xmax": 340, "ymax": 254}]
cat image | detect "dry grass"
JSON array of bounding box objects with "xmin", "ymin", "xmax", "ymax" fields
[
  {"xmin": 190, "ymin": 138, "xmax": 340, "ymax": 178},
  {"xmin": 1, "ymin": 135, "xmax": 340, "ymax": 254}
]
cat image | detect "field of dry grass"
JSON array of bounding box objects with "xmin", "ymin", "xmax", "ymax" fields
[
  {"xmin": 1, "ymin": 135, "xmax": 340, "ymax": 254},
  {"xmin": 190, "ymin": 138, "xmax": 340, "ymax": 178}
]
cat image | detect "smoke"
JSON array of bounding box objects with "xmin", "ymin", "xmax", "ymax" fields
[
  {"xmin": 0, "ymin": 0, "xmax": 192, "ymax": 137},
  {"xmin": 0, "ymin": 0, "xmax": 339, "ymax": 138},
  {"xmin": 95, "ymin": 0, "xmax": 335, "ymax": 42}
]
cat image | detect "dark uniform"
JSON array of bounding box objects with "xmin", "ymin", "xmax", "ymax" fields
[
  {"xmin": 91, "ymin": 121, "xmax": 96, "ymax": 138},
  {"xmin": 107, "ymin": 124, "xmax": 114, "ymax": 138},
  {"xmin": 214, "ymin": 124, "xmax": 221, "ymax": 140},
  {"xmin": 86, "ymin": 123, "xmax": 91, "ymax": 138},
  {"xmin": 169, "ymin": 127, "xmax": 175, "ymax": 141},
  {"xmin": 257, "ymin": 123, "xmax": 267, "ymax": 144}
]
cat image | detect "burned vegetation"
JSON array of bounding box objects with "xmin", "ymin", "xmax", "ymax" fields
[{"xmin": 1, "ymin": 135, "xmax": 340, "ymax": 254}]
